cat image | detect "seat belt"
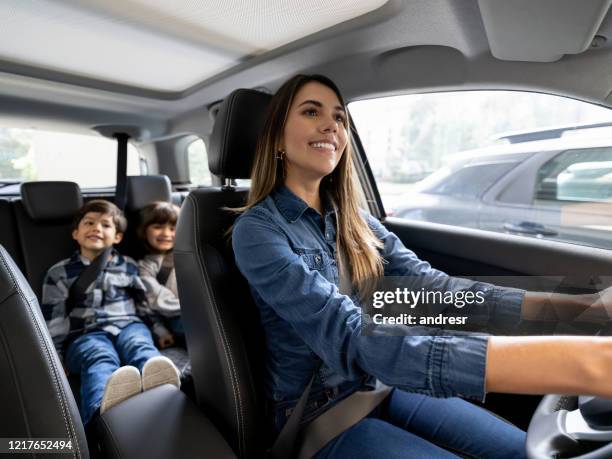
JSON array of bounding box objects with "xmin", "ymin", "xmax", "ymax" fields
[
  {"xmin": 156, "ymin": 252, "xmax": 174, "ymax": 286},
  {"xmin": 296, "ymin": 382, "xmax": 392, "ymax": 459},
  {"xmin": 65, "ymin": 247, "xmax": 112, "ymax": 315},
  {"xmin": 268, "ymin": 361, "xmax": 322, "ymax": 459},
  {"xmin": 269, "ymin": 243, "xmax": 392, "ymax": 459},
  {"xmin": 114, "ymin": 133, "xmax": 129, "ymax": 211},
  {"xmin": 294, "ymin": 247, "xmax": 392, "ymax": 459}
]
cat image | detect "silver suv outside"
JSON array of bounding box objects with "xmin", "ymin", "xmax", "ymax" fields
[{"xmin": 393, "ymin": 123, "xmax": 612, "ymax": 250}]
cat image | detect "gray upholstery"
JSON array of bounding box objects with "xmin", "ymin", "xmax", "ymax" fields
[
  {"xmin": 125, "ymin": 175, "xmax": 172, "ymax": 213},
  {"xmin": 0, "ymin": 244, "xmax": 89, "ymax": 458}
]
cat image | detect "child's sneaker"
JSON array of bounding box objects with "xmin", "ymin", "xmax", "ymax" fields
[
  {"xmin": 142, "ymin": 355, "xmax": 181, "ymax": 391},
  {"xmin": 100, "ymin": 366, "xmax": 142, "ymax": 415}
]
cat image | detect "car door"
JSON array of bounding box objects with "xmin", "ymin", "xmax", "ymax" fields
[
  {"xmin": 376, "ymin": 213, "xmax": 612, "ymax": 429},
  {"xmin": 358, "ymin": 145, "xmax": 612, "ymax": 430},
  {"xmin": 481, "ymin": 146, "xmax": 612, "ymax": 250},
  {"xmin": 349, "ymin": 93, "xmax": 612, "ymax": 430},
  {"xmin": 479, "ymin": 149, "xmax": 562, "ymax": 240}
]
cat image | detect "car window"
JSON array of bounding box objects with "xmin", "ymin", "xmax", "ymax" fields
[
  {"xmin": 187, "ymin": 138, "xmax": 212, "ymax": 186},
  {"xmin": 535, "ymin": 148, "xmax": 612, "ymax": 202},
  {"xmin": 0, "ymin": 127, "xmax": 140, "ymax": 189},
  {"xmin": 422, "ymin": 162, "xmax": 517, "ymax": 199},
  {"xmin": 350, "ymin": 90, "xmax": 612, "ymax": 249}
]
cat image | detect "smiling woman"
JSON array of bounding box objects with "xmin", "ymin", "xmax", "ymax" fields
[
  {"xmin": 229, "ymin": 74, "xmax": 531, "ymax": 458},
  {"xmin": 6, "ymin": 1, "xmax": 612, "ymax": 458},
  {"xmin": 227, "ymin": 73, "xmax": 612, "ymax": 459},
  {"xmin": 280, "ymin": 81, "xmax": 349, "ymax": 211}
]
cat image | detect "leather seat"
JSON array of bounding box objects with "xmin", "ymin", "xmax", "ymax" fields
[
  {"xmin": 94, "ymin": 385, "xmax": 235, "ymax": 459},
  {"xmin": 121, "ymin": 174, "xmax": 173, "ymax": 260},
  {"xmin": 174, "ymin": 89, "xmax": 271, "ymax": 458},
  {"xmin": 16, "ymin": 181, "xmax": 83, "ymax": 300},
  {"xmin": 122, "ymin": 174, "xmax": 193, "ymax": 385},
  {"xmin": 0, "ymin": 244, "xmax": 89, "ymax": 457}
]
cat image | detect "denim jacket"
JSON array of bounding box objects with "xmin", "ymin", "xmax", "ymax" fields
[{"xmin": 232, "ymin": 185, "xmax": 525, "ymax": 430}]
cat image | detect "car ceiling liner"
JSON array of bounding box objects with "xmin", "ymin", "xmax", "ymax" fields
[{"xmin": 478, "ymin": 0, "xmax": 611, "ymax": 62}]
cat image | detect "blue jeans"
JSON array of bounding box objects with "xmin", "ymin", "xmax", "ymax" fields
[
  {"xmin": 167, "ymin": 316, "xmax": 184, "ymax": 339},
  {"xmin": 314, "ymin": 389, "xmax": 526, "ymax": 459},
  {"xmin": 65, "ymin": 322, "xmax": 160, "ymax": 426}
]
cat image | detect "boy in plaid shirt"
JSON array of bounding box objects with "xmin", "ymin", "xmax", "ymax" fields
[{"xmin": 42, "ymin": 199, "xmax": 179, "ymax": 426}]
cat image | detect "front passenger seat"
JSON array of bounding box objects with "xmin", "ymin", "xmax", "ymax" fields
[{"xmin": 0, "ymin": 244, "xmax": 89, "ymax": 458}]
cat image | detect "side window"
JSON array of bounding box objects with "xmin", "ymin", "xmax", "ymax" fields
[
  {"xmin": 0, "ymin": 127, "xmax": 140, "ymax": 189},
  {"xmin": 187, "ymin": 138, "xmax": 212, "ymax": 186},
  {"xmin": 349, "ymin": 91, "xmax": 612, "ymax": 249},
  {"xmin": 535, "ymin": 148, "xmax": 612, "ymax": 203},
  {"xmin": 422, "ymin": 162, "xmax": 517, "ymax": 199}
]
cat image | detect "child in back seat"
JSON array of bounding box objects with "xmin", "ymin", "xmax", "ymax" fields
[
  {"xmin": 136, "ymin": 201, "xmax": 184, "ymax": 347},
  {"xmin": 41, "ymin": 199, "xmax": 180, "ymax": 427}
]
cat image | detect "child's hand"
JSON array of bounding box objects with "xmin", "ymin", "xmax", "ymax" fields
[{"xmin": 158, "ymin": 333, "xmax": 175, "ymax": 349}]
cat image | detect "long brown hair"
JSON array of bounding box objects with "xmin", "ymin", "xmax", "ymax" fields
[{"xmin": 232, "ymin": 74, "xmax": 383, "ymax": 297}]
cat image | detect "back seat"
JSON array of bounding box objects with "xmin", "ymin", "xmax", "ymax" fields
[
  {"xmin": 16, "ymin": 181, "xmax": 83, "ymax": 300},
  {"xmin": 1, "ymin": 176, "xmax": 183, "ymax": 300},
  {"xmin": 123, "ymin": 175, "xmax": 193, "ymax": 383},
  {"xmin": 120, "ymin": 174, "xmax": 173, "ymax": 260},
  {"xmin": 0, "ymin": 197, "xmax": 24, "ymax": 272}
]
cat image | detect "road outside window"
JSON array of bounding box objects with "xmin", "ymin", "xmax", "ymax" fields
[{"xmin": 350, "ymin": 91, "xmax": 612, "ymax": 249}]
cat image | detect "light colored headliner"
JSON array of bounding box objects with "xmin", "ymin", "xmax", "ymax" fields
[
  {"xmin": 1, "ymin": 0, "xmax": 612, "ymax": 141},
  {"xmin": 2, "ymin": 0, "xmax": 385, "ymax": 92}
]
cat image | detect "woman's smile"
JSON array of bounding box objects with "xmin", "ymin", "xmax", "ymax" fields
[
  {"xmin": 281, "ymin": 81, "xmax": 348, "ymax": 181},
  {"xmin": 308, "ymin": 140, "xmax": 338, "ymax": 152}
]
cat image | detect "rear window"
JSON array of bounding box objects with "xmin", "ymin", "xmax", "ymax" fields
[
  {"xmin": 535, "ymin": 148, "xmax": 612, "ymax": 202},
  {"xmin": 0, "ymin": 127, "xmax": 140, "ymax": 188}
]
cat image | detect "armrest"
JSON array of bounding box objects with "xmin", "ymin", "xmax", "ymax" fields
[{"xmin": 92, "ymin": 384, "xmax": 235, "ymax": 459}]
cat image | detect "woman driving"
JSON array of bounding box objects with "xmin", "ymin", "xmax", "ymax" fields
[{"xmin": 231, "ymin": 74, "xmax": 612, "ymax": 458}]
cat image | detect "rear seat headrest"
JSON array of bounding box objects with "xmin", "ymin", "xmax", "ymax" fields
[
  {"xmin": 208, "ymin": 89, "xmax": 271, "ymax": 179},
  {"xmin": 20, "ymin": 181, "xmax": 83, "ymax": 222},
  {"xmin": 126, "ymin": 175, "xmax": 172, "ymax": 213}
]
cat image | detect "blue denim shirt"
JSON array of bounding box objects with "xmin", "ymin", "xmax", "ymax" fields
[{"xmin": 232, "ymin": 185, "xmax": 525, "ymax": 429}]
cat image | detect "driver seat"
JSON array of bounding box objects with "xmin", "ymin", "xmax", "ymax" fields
[{"xmin": 174, "ymin": 89, "xmax": 271, "ymax": 458}]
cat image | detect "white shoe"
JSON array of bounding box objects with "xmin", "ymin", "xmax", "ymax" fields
[
  {"xmin": 141, "ymin": 355, "xmax": 181, "ymax": 391},
  {"xmin": 100, "ymin": 366, "xmax": 142, "ymax": 415}
]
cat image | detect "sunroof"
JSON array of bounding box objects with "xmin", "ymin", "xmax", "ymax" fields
[{"xmin": 2, "ymin": 0, "xmax": 387, "ymax": 93}]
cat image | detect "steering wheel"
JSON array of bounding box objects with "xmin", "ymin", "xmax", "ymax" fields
[{"xmin": 527, "ymin": 394, "xmax": 612, "ymax": 458}]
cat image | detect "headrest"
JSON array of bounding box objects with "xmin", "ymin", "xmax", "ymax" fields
[
  {"xmin": 126, "ymin": 175, "xmax": 172, "ymax": 213},
  {"xmin": 20, "ymin": 181, "xmax": 83, "ymax": 222},
  {"xmin": 208, "ymin": 89, "xmax": 271, "ymax": 179}
]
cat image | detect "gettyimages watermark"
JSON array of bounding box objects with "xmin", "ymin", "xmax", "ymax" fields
[{"xmin": 358, "ymin": 275, "xmax": 612, "ymax": 337}]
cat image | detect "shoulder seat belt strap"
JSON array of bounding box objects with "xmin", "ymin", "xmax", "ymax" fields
[
  {"xmin": 65, "ymin": 247, "xmax": 112, "ymax": 315},
  {"xmin": 156, "ymin": 252, "xmax": 174, "ymax": 286}
]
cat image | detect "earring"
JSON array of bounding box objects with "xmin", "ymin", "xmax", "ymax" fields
[{"xmin": 276, "ymin": 150, "xmax": 285, "ymax": 160}]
